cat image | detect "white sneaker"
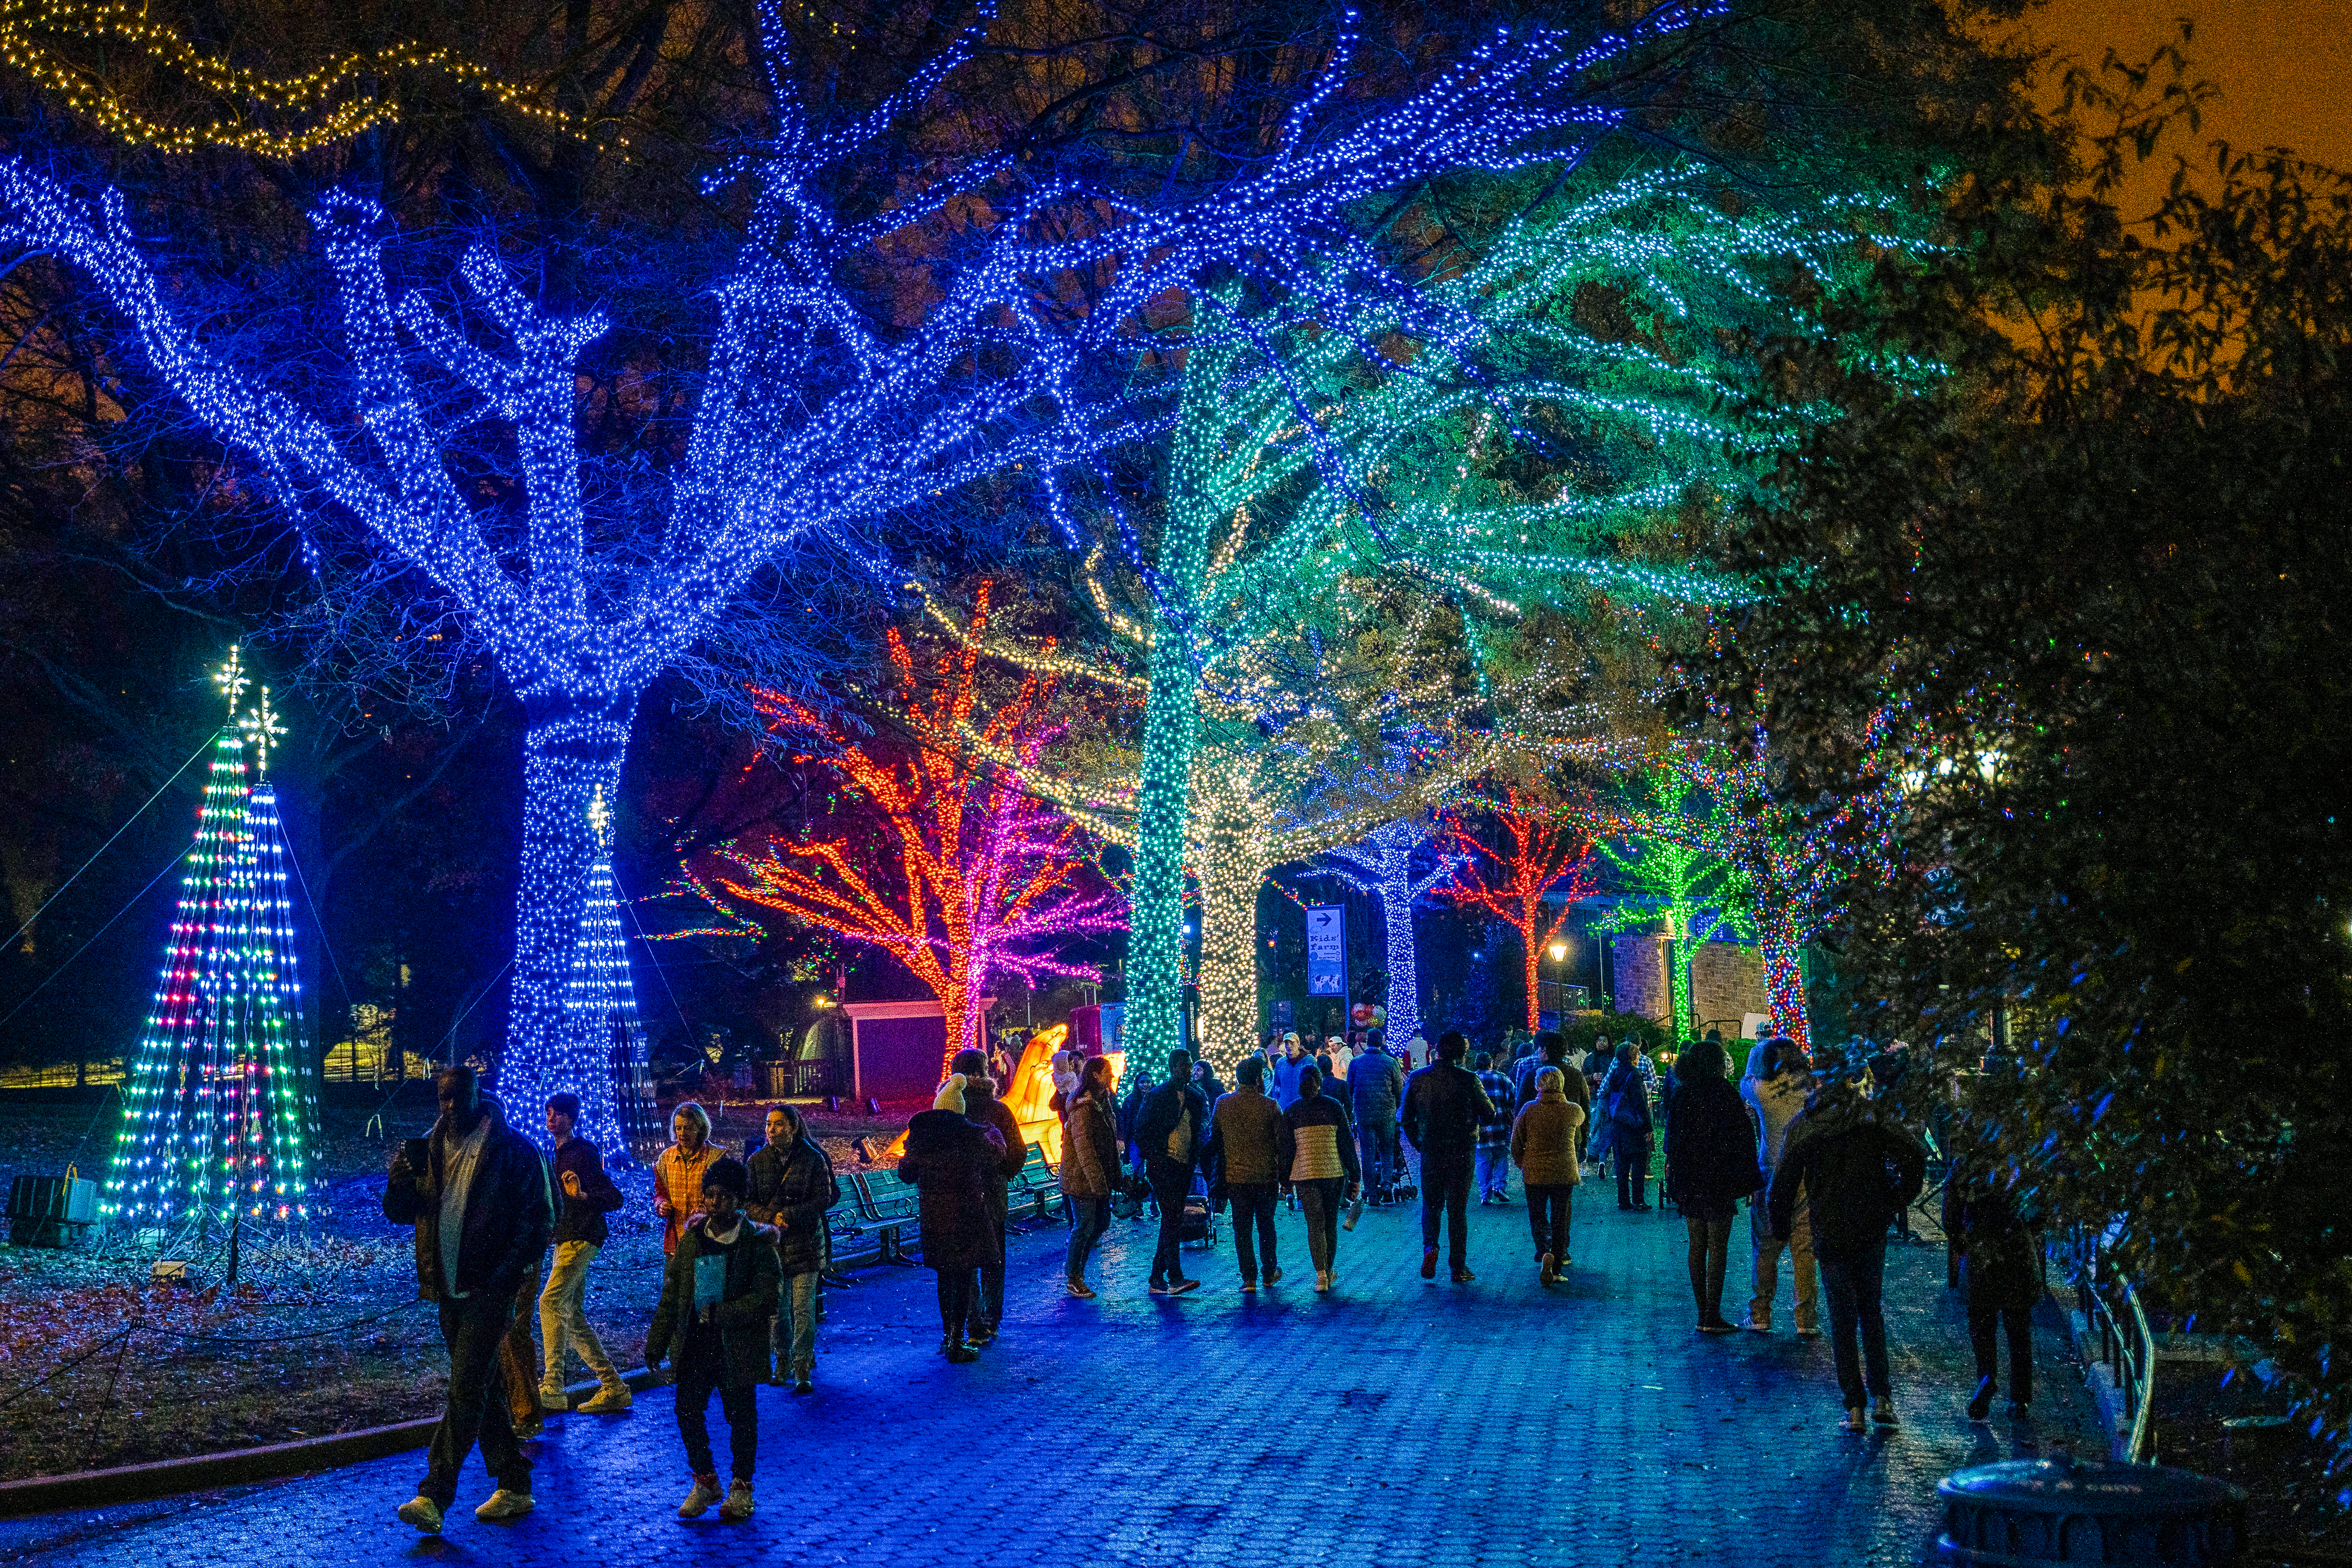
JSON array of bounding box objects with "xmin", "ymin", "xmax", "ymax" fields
[
  {"xmin": 397, "ymin": 1495, "xmax": 444, "ymax": 1534},
  {"xmin": 679, "ymin": 1475, "xmax": 724, "ymax": 1518},
  {"xmin": 1740, "ymin": 1317, "xmax": 1771, "ymax": 1333},
  {"xmin": 719, "ymin": 1479, "xmax": 755, "ymax": 1521},
  {"xmin": 475, "ymin": 1489, "xmax": 535, "ymax": 1522},
  {"xmin": 578, "ymin": 1383, "xmax": 633, "ymax": 1414}
]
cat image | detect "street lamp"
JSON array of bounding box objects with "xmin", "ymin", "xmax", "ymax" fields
[{"xmin": 1544, "ymin": 938, "xmax": 1569, "ymax": 1023}]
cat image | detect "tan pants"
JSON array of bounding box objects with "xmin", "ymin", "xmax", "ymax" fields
[
  {"xmin": 1750, "ymin": 1197, "xmax": 1819, "ymax": 1332},
  {"xmin": 498, "ymin": 1266, "xmax": 543, "ymax": 1428},
  {"xmin": 538, "ymin": 1240, "xmax": 620, "ymax": 1392}
]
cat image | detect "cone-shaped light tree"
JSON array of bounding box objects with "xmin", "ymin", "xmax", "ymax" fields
[
  {"xmin": 0, "ymin": 4, "xmax": 1697, "ymax": 1129},
  {"xmin": 1317, "ymin": 813, "xmax": 1467, "ymax": 1050}
]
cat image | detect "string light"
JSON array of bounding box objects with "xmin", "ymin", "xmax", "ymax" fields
[
  {"xmin": 1440, "ymin": 787, "xmax": 1599, "ymax": 1031},
  {"xmin": 1316, "ymin": 814, "xmax": 1465, "ymax": 1052},
  {"xmin": 700, "ymin": 585, "xmax": 1124, "ymax": 1079},
  {"xmin": 557, "ymin": 787, "xmax": 640, "ymax": 1155},
  {"xmin": 0, "ymin": 0, "xmax": 614, "ymax": 157},
  {"xmin": 0, "ymin": 0, "xmax": 1742, "ymax": 1121},
  {"xmin": 103, "ymin": 650, "xmax": 312, "ymax": 1233}
]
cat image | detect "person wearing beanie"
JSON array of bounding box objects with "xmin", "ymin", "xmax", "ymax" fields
[
  {"xmin": 647, "ymin": 1156, "xmax": 779, "ymax": 1524},
  {"xmin": 1511, "ymin": 1066, "xmax": 1586, "ymax": 1283},
  {"xmin": 949, "ymin": 1047, "xmax": 1027, "ymax": 1343},
  {"xmin": 896, "ymin": 1091, "xmax": 1007, "ymax": 1362},
  {"xmin": 1400, "ymin": 1031, "xmax": 1497, "ymax": 1284}
]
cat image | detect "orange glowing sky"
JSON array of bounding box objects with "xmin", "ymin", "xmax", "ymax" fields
[{"xmin": 2007, "ymin": 0, "xmax": 2352, "ymax": 197}]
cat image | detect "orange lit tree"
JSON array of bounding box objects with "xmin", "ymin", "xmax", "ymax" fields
[
  {"xmin": 1442, "ymin": 787, "xmax": 1600, "ymax": 1031},
  {"xmin": 698, "ymin": 587, "xmax": 1124, "ymax": 1076}
]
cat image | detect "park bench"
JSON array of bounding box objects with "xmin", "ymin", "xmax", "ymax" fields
[
  {"xmin": 1005, "ymin": 1144, "xmax": 1065, "ymax": 1229},
  {"xmin": 848, "ymin": 1168, "xmax": 924, "ymax": 1266}
]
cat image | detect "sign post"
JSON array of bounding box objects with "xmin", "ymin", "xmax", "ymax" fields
[{"xmin": 1306, "ymin": 906, "xmax": 1347, "ymax": 1004}]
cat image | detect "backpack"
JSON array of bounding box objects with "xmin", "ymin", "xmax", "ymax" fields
[{"xmin": 1608, "ymin": 1078, "xmax": 1646, "ymax": 1130}]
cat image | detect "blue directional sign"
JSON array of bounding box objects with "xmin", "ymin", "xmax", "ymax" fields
[{"xmin": 1306, "ymin": 906, "xmax": 1347, "ymax": 997}]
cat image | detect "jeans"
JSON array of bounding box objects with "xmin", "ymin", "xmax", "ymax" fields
[
  {"xmin": 769, "ymin": 1270, "xmax": 818, "ymax": 1380},
  {"xmin": 1064, "ymin": 1195, "xmax": 1111, "ymax": 1282},
  {"xmin": 1527, "ymin": 1184, "xmax": 1573, "ymax": 1260},
  {"xmin": 1147, "ymin": 1157, "xmax": 1194, "ymax": 1284},
  {"xmin": 1750, "ymin": 1197, "xmax": 1819, "ymax": 1331},
  {"xmin": 973, "ymin": 1180, "xmax": 1008, "ymax": 1331},
  {"xmin": 936, "ymin": 1269, "xmax": 976, "ymax": 1341},
  {"xmin": 1969, "ymin": 1300, "xmax": 2034, "ymax": 1404},
  {"xmin": 1419, "ymin": 1149, "xmax": 1472, "ymax": 1269},
  {"xmin": 538, "ymin": 1240, "xmax": 619, "ymax": 1392},
  {"xmin": 423, "ymin": 1295, "xmax": 530, "ymax": 1505},
  {"xmin": 1228, "ymin": 1183, "xmax": 1279, "ymax": 1282},
  {"xmin": 673, "ymin": 1358, "xmax": 758, "ymax": 1481},
  {"xmin": 1474, "ymin": 1145, "xmax": 1512, "ymax": 1201},
  {"xmin": 1297, "ymin": 1179, "xmax": 1343, "ymax": 1273},
  {"xmin": 1616, "ymin": 1130, "xmax": 1652, "ymax": 1207},
  {"xmin": 1356, "ymin": 1112, "xmax": 1399, "ymax": 1191},
  {"xmin": 1686, "ymin": 1215, "xmax": 1733, "ymax": 1322},
  {"xmin": 1820, "ymin": 1240, "xmax": 1893, "ymax": 1409}
]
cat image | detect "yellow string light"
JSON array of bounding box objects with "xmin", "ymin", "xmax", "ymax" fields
[{"xmin": 0, "ymin": 0, "xmax": 619, "ymax": 156}]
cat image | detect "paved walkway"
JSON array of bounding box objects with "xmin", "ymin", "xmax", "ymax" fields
[{"xmin": 0, "ymin": 1183, "xmax": 2104, "ymax": 1567}]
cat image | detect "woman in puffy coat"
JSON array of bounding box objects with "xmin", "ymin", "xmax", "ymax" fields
[
  {"xmin": 895, "ymin": 1076, "xmax": 1006, "ymax": 1363},
  {"xmin": 1664, "ymin": 1040, "xmax": 1766, "ymax": 1334},
  {"xmin": 1058, "ymin": 1057, "xmax": 1122, "ymax": 1298},
  {"xmin": 1510, "ymin": 1066, "xmax": 1586, "ymax": 1284}
]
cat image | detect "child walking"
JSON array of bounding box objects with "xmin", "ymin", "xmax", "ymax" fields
[{"xmin": 648, "ymin": 1157, "xmax": 780, "ymax": 1521}]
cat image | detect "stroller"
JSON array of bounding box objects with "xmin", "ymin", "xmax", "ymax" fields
[{"xmin": 1182, "ymin": 1173, "xmax": 1220, "ymax": 1250}]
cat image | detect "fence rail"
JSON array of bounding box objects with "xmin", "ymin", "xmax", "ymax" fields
[{"xmin": 2070, "ymin": 1221, "xmax": 2159, "ymax": 1463}]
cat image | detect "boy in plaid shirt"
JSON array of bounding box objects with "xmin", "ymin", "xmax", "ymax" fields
[{"xmin": 1473, "ymin": 1051, "xmax": 1517, "ymax": 1204}]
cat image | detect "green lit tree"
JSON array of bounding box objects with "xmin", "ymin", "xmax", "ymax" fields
[{"xmin": 1586, "ymin": 771, "xmax": 1743, "ymax": 1042}]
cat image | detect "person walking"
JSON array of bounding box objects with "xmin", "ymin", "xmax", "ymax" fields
[
  {"xmin": 653, "ymin": 1102, "xmax": 721, "ymax": 1257},
  {"xmin": 1270, "ymin": 1033, "xmax": 1312, "ymax": 1110},
  {"xmin": 950, "ymin": 1048, "xmax": 1027, "ymax": 1343},
  {"xmin": 1277, "ymin": 1066, "xmax": 1361, "ymax": 1292},
  {"xmin": 745, "ymin": 1103, "xmax": 837, "ymax": 1394},
  {"xmin": 1769, "ymin": 1067, "xmax": 1929, "ymax": 1432},
  {"xmin": 1345, "ymin": 1036, "xmax": 1404, "ymax": 1200},
  {"xmin": 1740, "ymin": 1037, "xmax": 1819, "ymax": 1336},
  {"xmin": 1207, "ymin": 1055, "xmax": 1285, "ymax": 1292},
  {"xmin": 897, "ymin": 1076, "xmax": 1006, "ymax": 1362},
  {"xmin": 385, "ymin": 1067, "xmax": 554, "ymax": 1534},
  {"xmin": 1058, "ymin": 1056, "xmax": 1122, "ymax": 1298},
  {"xmin": 1472, "ymin": 1051, "xmax": 1516, "ymax": 1204},
  {"xmin": 1401, "ymin": 1031, "xmax": 1496, "ymax": 1284},
  {"xmin": 1326, "ymin": 1034, "xmax": 1354, "ymax": 1087},
  {"xmin": 536, "ymin": 1092, "xmax": 631, "ymax": 1416},
  {"xmin": 1945, "ymin": 1155, "xmax": 2042, "ymax": 1421},
  {"xmin": 1664, "ymin": 1040, "xmax": 1764, "ymax": 1335},
  {"xmin": 1601, "ymin": 1042, "xmax": 1655, "ymax": 1209},
  {"xmin": 646, "ymin": 1156, "xmax": 780, "ymax": 1523},
  {"xmin": 1134, "ymin": 1048, "xmax": 1211, "ymax": 1295},
  {"xmin": 1511, "ymin": 1066, "xmax": 1585, "ymax": 1282},
  {"xmin": 1582, "ymin": 1035, "xmax": 1616, "ymax": 1167}
]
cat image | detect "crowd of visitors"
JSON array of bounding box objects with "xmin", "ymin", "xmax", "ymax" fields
[{"xmin": 381, "ymin": 1017, "xmax": 2002, "ymax": 1536}]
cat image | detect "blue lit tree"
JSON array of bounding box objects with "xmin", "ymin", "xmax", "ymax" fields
[
  {"xmin": 1316, "ymin": 813, "xmax": 1466, "ymax": 1050},
  {"xmin": 0, "ymin": 1, "xmax": 1746, "ymax": 1137}
]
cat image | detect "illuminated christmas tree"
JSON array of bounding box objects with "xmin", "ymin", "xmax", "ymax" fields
[
  {"xmin": 555, "ymin": 786, "xmax": 641, "ymax": 1152},
  {"xmin": 105, "ymin": 654, "xmax": 314, "ymax": 1235}
]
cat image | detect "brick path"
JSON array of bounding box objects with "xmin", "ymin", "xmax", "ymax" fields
[{"xmin": 0, "ymin": 1181, "xmax": 2105, "ymax": 1567}]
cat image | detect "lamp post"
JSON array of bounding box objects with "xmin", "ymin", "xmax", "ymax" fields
[{"xmin": 1545, "ymin": 939, "xmax": 1569, "ymax": 1026}]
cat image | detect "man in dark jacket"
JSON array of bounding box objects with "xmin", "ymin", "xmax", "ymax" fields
[
  {"xmin": 747, "ymin": 1103, "xmax": 839, "ymax": 1393},
  {"xmin": 1133, "ymin": 1047, "xmax": 1210, "ymax": 1296},
  {"xmin": 384, "ymin": 1067, "xmax": 554, "ymax": 1534},
  {"xmin": 1207, "ymin": 1055, "xmax": 1285, "ymax": 1290},
  {"xmin": 647, "ymin": 1156, "xmax": 780, "ymax": 1523},
  {"xmin": 536, "ymin": 1091, "xmax": 629, "ymax": 1415},
  {"xmin": 1769, "ymin": 1074, "xmax": 1928, "ymax": 1429},
  {"xmin": 1346, "ymin": 1042, "xmax": 1404, "ymax": 1198},
  {"xmin": 1401, "ymin": 1032, "xmax": 1497, "ymax": 1284},
  {"xmin": 950, "ymin": 1047, "xmax": 1028, "ymax": 1341}
]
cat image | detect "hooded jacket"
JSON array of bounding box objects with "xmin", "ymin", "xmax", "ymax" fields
[
  {"xmin": 1511, "ymin": 1088, "xmax": 1586, "ymax": 1187},
  {"xmin": 1207, "ymin": 1083, "xmax": 1284, "ymax": 1186},
  {"xmin": 746, "ymin": 1127, "xmax": 840, "ymax": 1276},
  {"xmin": 383, "ymin": 1094, "xmax": 552, "ymax": 1305},
  {"xmin": 1664, "ymin": 1075, "xmax": 1767, "ymax": 1209},
  {"xmin": 1058, "ymin": 1092, "xmax": 1121, "ymax": 1199},
  {"xmin": 1768, "ymin": 1085, "xmax": 1928, "ymax": 1260},
  {"xmin": 895, "ymin": 1109, "xmax": 1006, "ymax": 1272},
  {"xmin": 1134, "ymin": 1079, "xmax": 1211, "ymax": 1177},
  {"xmin": 1401, "ymin": 1060, "xmax": 1498, "ymax": 1159},
  {"xmin": 647, "ymin": 1214, "xmax": 782, "ymax": 1389}
]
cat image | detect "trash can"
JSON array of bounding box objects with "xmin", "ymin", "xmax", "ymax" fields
[{"xmin": 1933, "ymin": 1452, "xmax": 2247, "ymax": 1564}]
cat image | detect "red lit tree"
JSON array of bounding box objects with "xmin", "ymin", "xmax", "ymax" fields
[
  {"xmin": 1442, "ymin": 787, "xmax": 1600, "ymax": 1031},
  {"xmin": 697, "ymin": 586, "xmax": 1124, "ymax": 1076}
]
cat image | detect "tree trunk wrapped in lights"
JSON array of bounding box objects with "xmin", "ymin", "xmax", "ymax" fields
[
  {"xmin": 1, "ymin": 4, "xmax": 1692, "ymax": 1136},
  {"xmin": 1584, "ymin": 771, "xmax": 1744, "ymax": 1044},
  {"xmin": 1440, "ymin": 787, "xmax": 1600, "ymax": 1031},
  {"xmin": 695, "ymin": 586, "xmax": 1124, "ymax": 1077}
]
